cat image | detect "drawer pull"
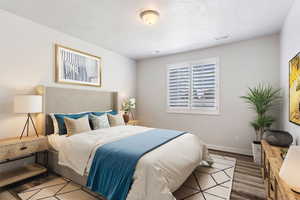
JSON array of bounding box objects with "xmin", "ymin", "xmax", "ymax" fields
[{"xmin": 20, "ymin": 146, "xmax": 28, "ymax": 151}]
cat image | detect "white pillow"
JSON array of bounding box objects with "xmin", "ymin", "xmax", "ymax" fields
[
  {"xmin": 108, "ymin": 113, "xmax": 125, "ymax": 126},
  {"xmin": 64, "ymin": 116, "xmax": 91, "ymax": 136},
  {"xmin": 49, "ymin": 113, "xmax": 59, "ymax": 134}
]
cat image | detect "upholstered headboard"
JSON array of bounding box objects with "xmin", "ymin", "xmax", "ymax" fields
[{"xmin": 36, "ymin": 86, "xmax": 118, "ymax": 135}]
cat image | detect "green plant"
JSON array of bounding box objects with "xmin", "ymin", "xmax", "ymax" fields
[
  {"xmin": 241, "ymin": 84, "xmax": 281, "ymax": 141},
  {"xmin": 121, "ymin": 98, "xmax": 136, "ymax": 113}
]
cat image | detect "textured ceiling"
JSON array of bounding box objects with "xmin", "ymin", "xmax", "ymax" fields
[{"xmin": 0, "ymin": 0, "xmax": 294, "ymax": 60}]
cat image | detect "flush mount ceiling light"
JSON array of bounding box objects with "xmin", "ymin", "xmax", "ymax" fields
[{"xmin": 140, "ymin": 10, "xmax": 160, "ymax": 25}]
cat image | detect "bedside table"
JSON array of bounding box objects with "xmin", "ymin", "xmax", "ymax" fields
[
  {"xmin": 127, "ymin": 120, "xmax": 139, "ymax": 126},
  {"xmin": 0, "ymin": 136, "xmax": 48, "ymax": 187}
]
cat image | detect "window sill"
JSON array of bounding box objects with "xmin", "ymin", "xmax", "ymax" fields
[{"xmin": 166, "ymin": 110, "xmax": 220, "ymax": 116}]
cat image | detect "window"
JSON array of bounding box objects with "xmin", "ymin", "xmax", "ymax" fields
[{"xmin": 167, "ymin": 58, "xmax": 219, "ymax": 114}]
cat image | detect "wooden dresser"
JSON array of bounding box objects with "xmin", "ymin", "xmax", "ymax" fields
[
  {"xmin": 0, "ymin": 136, "xmax": 48, "ymax": 187},
  {"xmin": 261, "ymin": 140, "xmax": 300, "ymax": 200}
]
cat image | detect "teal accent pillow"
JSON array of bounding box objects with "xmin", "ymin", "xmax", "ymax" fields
[
  {"xmin": 54, "ymin": 112, "xmax": 89, "ymax": 135},
  {"xmin": 92, "ymin": 110, "xmax": 118, "ymax": 116}
]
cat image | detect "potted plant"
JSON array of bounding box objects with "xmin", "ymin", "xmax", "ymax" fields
[
  {"xmin": 121, "ymin": 98, "xmax": 136, "ymax": 123},
  {"xmin": 241, "ymin": 84, "xmax": 281, "ymax": 164}
]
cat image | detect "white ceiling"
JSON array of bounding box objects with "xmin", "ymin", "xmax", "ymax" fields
[{"xmin": 0, "ymin": 0, "xmax": 294, "ymax": 60}]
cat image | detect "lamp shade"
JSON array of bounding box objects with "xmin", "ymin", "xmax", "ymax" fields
[
  {"xmin": 279, "ymin": 145, "xmax": 300, "ymax": 193},
  {"xmin": 14, "ymin": 95, "xmax": 42, "ymax": 114}
]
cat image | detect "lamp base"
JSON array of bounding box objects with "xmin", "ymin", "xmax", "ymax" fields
[{"xmin": 20, "ymin": 113, "xmax": 39, "ymax": 139}]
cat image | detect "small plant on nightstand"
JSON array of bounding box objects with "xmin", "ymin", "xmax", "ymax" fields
[{"xmin": 121, "ymin": 98, "xmax": 136, "ymax": 123}]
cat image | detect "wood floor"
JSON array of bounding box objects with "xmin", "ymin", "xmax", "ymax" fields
[
  {"xmin": 209, "ymin": 149, "xmax": 266, "ymax": 200},
  {"xmin": 0, "ymin": 150, "xmax": 266, "ymax": 200}
]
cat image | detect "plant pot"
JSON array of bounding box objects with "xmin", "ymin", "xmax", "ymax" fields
[
  {"xmin": 263, "ymin": 130, "xmax": 293, "ymax": 147},
  {"xmin": 252, "ymin": 141, "xmax": 261, "ymax": 165},
  {"xmin": 123, "ymin": 113, "xmax": 130, "ymax": 123}
]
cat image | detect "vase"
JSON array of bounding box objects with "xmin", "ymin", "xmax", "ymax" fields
[
  {"xmin": 263, "ymin": 130, "xmax": 293, "ymax": 147},
  {"xmin": 252, "ymin": 141, "xmax": 261, "ymax": 165},
  {"xmin": 123, "ymin": 113, "xmax": 130, "ymax": 123}
]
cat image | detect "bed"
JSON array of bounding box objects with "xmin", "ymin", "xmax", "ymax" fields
[{"xmin": 39, "ymin": 86, "xmax": 209, "ymax": 200}]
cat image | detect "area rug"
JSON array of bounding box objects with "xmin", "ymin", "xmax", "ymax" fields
[
  {"xmin": 173, "ymin": 154, "xmax": 236, "ymax": 200},
  {"xmin": 14, "ymin": 154, "xmax": 236, "ymax": 200},
  {"xmin": 16, "ymin": 177, "xmax": 102, "ymax": 200}
]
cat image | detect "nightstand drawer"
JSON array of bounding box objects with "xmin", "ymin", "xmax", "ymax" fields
[
  {"xmin": 0, "ymin": 137, "xmax": 48, "ymax": 160},
  {"xmin": 12, "ymin": 142, "xmax": 47, "ymax": 158}
]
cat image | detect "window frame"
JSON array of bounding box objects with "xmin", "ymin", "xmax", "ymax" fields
[{"xmin": 166, "ymin": 57, "xmax": 220, "ymax": 115}]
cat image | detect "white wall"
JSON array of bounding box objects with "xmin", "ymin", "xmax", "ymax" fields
[
  {"xmin": 0, "ymin": 10, "xmax": 136, "ymax": 139},
  {"xmin": 280, "ymin": 1, "xmax": 300, "ymax": 144},
  {"xmin": 137, "ymin": 35, "xmax": 280, "ymax": 155}
]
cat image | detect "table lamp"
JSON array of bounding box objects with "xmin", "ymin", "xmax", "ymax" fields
[
  {"xmin": 279, "ymin": 145, "xmax": 300, "ymax": 193},
  {"xmin": 14, "ymin": 95, "xmax": 42, "ymax": 139}
]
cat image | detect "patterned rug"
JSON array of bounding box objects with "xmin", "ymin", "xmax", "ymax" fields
[
  {"xmin": 12, "ymin": 154, "xmax": 236, "ymax": 200},
  {"xmin": 174, "ymin": 154, "xmax": 236, "ymax": 200}
]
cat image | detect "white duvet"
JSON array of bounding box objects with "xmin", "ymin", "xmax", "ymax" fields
[{"xmin": 56, "ymin": 125, "xmax": 209, "ymax": 200}]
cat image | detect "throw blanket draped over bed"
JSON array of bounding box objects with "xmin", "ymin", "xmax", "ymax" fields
[{"xmin": 86, "ymin": 129, "xmax": 187, "ymax": 200}]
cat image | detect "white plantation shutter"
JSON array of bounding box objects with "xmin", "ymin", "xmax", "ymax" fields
[
  {"xmin": 168, "ymin": 65, "xmax": 190, "ymax": 109},
  {"xmin": 167, "ymin": 58, "xmax": 219, "ymax": 114},
  {"xmin": 191, "ymin": 62, "xmax": 217, "ymax": 110}
]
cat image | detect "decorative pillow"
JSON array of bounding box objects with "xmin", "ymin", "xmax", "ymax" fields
[
  {"xmin": 108, "ymin": 113, "xmax": 125, "ymax": 127},
  {"xmin": 49, "ymin": 110, "xmax": 116, "ymax": 134},
  {"xmin": 49, "ymin": 113, "xmax": 59, "ymax": 134},
  {"xmin": 92, "ymin": 110, "xmax": 118, "ymax": 116},
  {"xmin": 52, "ymin": 112, "xmax": 89, "ymax": 135},
  {"xmin": 64, "ymin": 116, "xmax": 91, "ymax": 136},
  {"xmin": 89, "ymin": 114, "xmax": 110, "ymax": 130}
]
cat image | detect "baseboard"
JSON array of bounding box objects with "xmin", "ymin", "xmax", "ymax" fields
[{"xmin": 207, "ymin": 144, "xmax": 252, "ymax": 156}]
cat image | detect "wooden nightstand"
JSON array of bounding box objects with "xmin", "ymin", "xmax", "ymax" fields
[
  {"xmin": 0, "ymin": 136, "xmax": 49, "ymax": 187},
  {"xmin": 127, "ymin": 120, "xmax": 139, "ymax": 126}
]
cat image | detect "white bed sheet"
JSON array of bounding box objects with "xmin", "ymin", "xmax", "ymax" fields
[
  {"xmin": 48, "ymin": 134, "xmax": 66, "ymax": 151},
  {"xmin": 56, "ymin": 125, "xmax": 209, "ymax": 200}
]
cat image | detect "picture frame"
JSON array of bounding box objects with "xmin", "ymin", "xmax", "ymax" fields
[
  {"xmin": 289, "ymin": 52, "xmax": 300, "ymax": 125},
  {"xmin": 55, "ymin": 44, "xmax": 102, "ymax": 87}
]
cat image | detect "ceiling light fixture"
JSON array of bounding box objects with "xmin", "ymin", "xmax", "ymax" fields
[{"xmin": 140, "ymin": 10, "xmax": 160, "ymax": 25}]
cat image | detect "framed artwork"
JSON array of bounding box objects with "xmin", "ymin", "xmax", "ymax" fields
[
  {"xmin": 55, "ymin": 44, "xmax": 101, "ymax": 87},
  {"xmin": 289, "ymin": 52, "xmax": 300, "ymax": 125}
]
